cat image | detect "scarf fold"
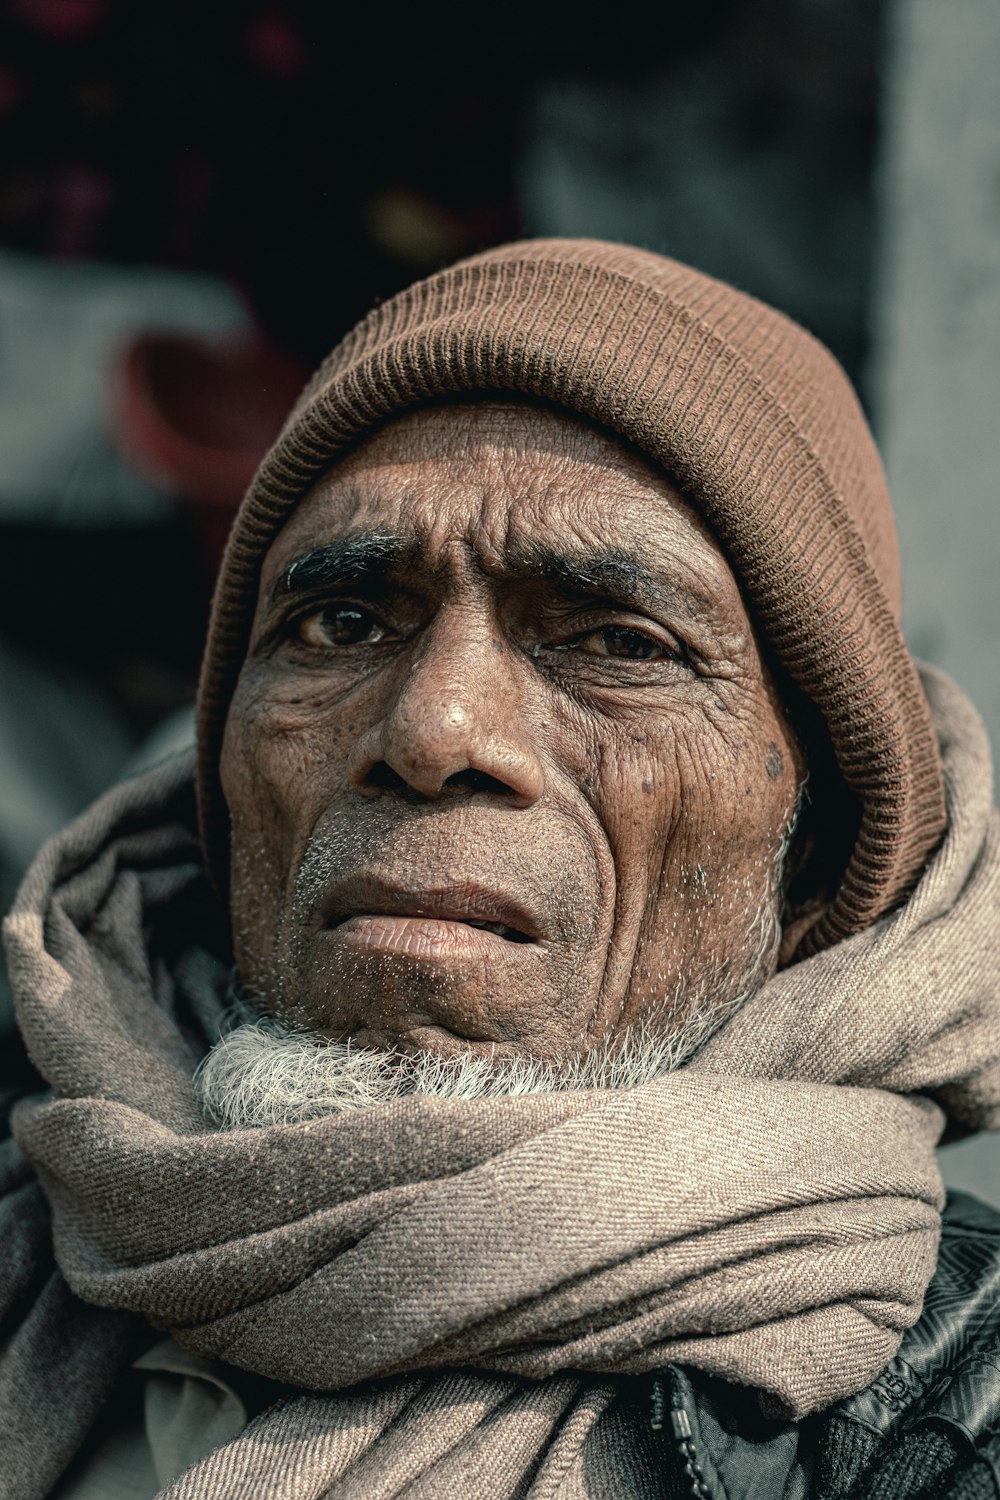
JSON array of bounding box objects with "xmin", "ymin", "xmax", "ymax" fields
[{"xmin": 3, "ymin": 664, "xmax": 999, "ymax": 1498}]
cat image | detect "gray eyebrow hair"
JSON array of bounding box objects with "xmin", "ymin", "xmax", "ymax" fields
[
  {"xmin": 273, "ymin": 532, "xmax": 704, "ymax": 621},
  {"xmin": 525, "ymin": 546, "xmax": 652, "ymax": 600},
  {"xmin": 274, "ymin": 533, "xmax": 411, "ymax": 600},
  {"xmin": 510, "ymin": 543, "xmax": 700, "ymax": 617}
]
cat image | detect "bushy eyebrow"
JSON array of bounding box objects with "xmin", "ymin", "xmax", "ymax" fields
[
  {"xmin": 516, "ymin": 545, "xmax": 652, "ymax": 602},
  {"xmin": 272, "ymin": 532, "xmax": 706, "ymax": 623},
  {"xmin": 273, "ymin": 533, "xmax": 413, "ymax": 601},
  {"xmin": 508, "ymin": 543, "xmax": 704, "ymax": 620}
]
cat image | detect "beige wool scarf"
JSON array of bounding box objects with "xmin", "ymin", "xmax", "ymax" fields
[{"xmin": 2, "ymin": 666, "xmax": 998, "ymax": 1500}]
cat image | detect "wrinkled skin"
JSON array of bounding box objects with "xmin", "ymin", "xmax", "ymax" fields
[{"xmin": 221, "ymin": 401, "xmax": 804, "ymax": 1066}]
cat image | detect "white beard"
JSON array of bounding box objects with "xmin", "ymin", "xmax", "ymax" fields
[
  {"xmin": 196, "ymin": 796, "xmax": 799, "ymax": 1130},
  {"xmin": 194, "ymin": 993, "xmax": 727, "ymax": 1128},
  {"xmin": 195, "ymin": 894, "xmax": 783, "ymax": 1129}
]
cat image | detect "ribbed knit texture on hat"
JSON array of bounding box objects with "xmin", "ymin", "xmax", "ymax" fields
[{"xmin": 196, "ymin": 238, "xmax": 946, "ymax": 957}]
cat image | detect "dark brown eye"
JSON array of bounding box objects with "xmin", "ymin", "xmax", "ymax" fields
[
  {"xmin": 298, "ymin": 606, "xmax": 387, "ymax": 648},
  {"xmin": 578, "ymin": 626, "xmax": 672, "ymax": 660}
]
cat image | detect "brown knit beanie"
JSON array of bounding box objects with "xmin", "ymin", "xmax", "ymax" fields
[{"xmin": 196, "ymin": 238, "xmax": 946, "ymax": 958}]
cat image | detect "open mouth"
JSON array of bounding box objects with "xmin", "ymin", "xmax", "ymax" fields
[
  {"xmin": 321, "ymin": 879, "xmax": 544, "ymax": 950},
  {"xmin": 327, "ymin": 912, "xmax": 535, "ymax": 945},
  {"xmin": 447, "ymin": 918, "xmax": 533, "ymax": 943}
]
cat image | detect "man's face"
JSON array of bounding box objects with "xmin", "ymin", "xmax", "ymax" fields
[{"xmin": 220, "ymin": 401, "xmax": 803, "ymax": 1068}]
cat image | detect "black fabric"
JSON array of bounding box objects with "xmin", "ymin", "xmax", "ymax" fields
[{"xmin": 652, "ymin": 1189, "xmax": 1000, "ymax": 1498}]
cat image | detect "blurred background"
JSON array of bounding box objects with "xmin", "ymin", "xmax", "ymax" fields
[{"xmin": 0, "ymin": 0, "xmax": 997, "ymax": 1191}]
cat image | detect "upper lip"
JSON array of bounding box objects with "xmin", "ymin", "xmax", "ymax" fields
[{"xmin": 321, "ymin": 878, "xmax": 544, "ymax": 943}]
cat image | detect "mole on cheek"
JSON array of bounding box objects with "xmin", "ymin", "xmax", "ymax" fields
[{"xmin": 765, "ymin": 742, "xmax": 784, "ymax": 780}]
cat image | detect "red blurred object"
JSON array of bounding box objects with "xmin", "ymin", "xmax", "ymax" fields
[
  {"xmin": 244, "ymin": 7, "xmax": 309, "ymax": 80},
  {"xmin": 13, "ymin": 0, "xmax": 110, "ymax": 40},
  {"xmin": 113, "ymin": 331, "xmax": 306, "ymax": 585},
  {"xmin": 0, "ymin": 64, "xmax": 23, "ymax": 114}
]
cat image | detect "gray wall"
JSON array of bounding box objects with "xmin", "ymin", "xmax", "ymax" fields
[{"xmin": 874, "ymin": 0, "xmax": 1000, "ymax": 1202}]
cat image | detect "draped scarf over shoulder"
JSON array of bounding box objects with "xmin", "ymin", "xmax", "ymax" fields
[{"xmin": 2, "ymin": 666, "xmax": 999, "ymax": 1500}]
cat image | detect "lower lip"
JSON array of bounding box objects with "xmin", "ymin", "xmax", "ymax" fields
[{"xmin": 325, "ymin": 914, "xmax": 536, "ymax": 961}]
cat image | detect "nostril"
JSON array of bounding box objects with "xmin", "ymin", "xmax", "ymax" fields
[
  {"xmin": 366, "ymin": 762, "xmax": 411, "ymax": 795},
  {"xmin": 359, "ymin": 760, "xmax": 529, "ymax": 802},
  {"xmin": 445, "ymin": 768, "xmax": 513, "ymax": 797}
]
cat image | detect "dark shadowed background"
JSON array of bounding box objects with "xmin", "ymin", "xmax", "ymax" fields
[{"xmin": 0, "ymin": 0, "xmax": 997, "ymax": 1195}]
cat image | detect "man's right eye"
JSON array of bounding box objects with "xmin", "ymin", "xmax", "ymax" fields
[{"xmin": 297, "ymin": 605, "xmax": 389, "ymax": 648}]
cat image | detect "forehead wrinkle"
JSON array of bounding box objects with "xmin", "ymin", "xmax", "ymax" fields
[
  {"xmin": 483, "ymin": 454, "xmax": 732, "ymax": 603},
  {"xmin": 273, "ymin": 487, "xmax": 728, "ymax": 633},
  {"xmin": 496, "ymin": 484, "xmax": 731, "ymax": 624},
  {"xmin": 274, "ymin": 418, "xmax": 740, "ymax": 628}
]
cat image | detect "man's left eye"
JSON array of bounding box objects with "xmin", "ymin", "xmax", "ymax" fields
[
  {"xmin": 572, "ymin": 625, "xmax": 676, "ymax": 661},
  {"xmin": 297, "ymin": 606, "xmax": 389, "ymax": 648}
]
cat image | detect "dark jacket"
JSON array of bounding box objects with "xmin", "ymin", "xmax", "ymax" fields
[{"xmin": 637, "ymin": 1191, "xmax": 1000, "ymax": 1498}]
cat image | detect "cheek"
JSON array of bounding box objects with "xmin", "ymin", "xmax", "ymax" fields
[
  {"xmin": 598, "ymin": 708, "xmax": 799, "ymax": 1025},
  {"xmin": 590, "ymin": 714, "xmax": 707, "ymax": 887},
  {"xmin": 223, "ymin": 671, "xmax": 354, "ymax": 827},
  {"xmin": 596, "ymin": 704, "xmax": 799, "ymax": 925},
  {"xmin": 219, "ymin": 670, "xmax": 356, "ymax": 968}
]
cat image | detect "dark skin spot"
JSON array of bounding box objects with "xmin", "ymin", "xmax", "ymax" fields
[{"xmin": 765, "ymin": 742, "xmax": 784, "ymax": 780}]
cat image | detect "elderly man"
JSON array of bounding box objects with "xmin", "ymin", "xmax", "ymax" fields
[{"xmin": 2, "ymin": 240, "xmax": 999, "ymax": 1500}]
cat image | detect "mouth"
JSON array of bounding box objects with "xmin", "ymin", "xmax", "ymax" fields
[
  {"xmin": 460, "ymin": 919, "xmax": 531, "ymax": 942},
  {"xmin": 321, "ymin": 880, "xmax": 543, "ymax": 953}
]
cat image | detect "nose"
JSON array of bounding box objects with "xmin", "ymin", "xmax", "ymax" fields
[{"xmin": 346, "ymin": 617, "xmax": 546, "ymax": 806}]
